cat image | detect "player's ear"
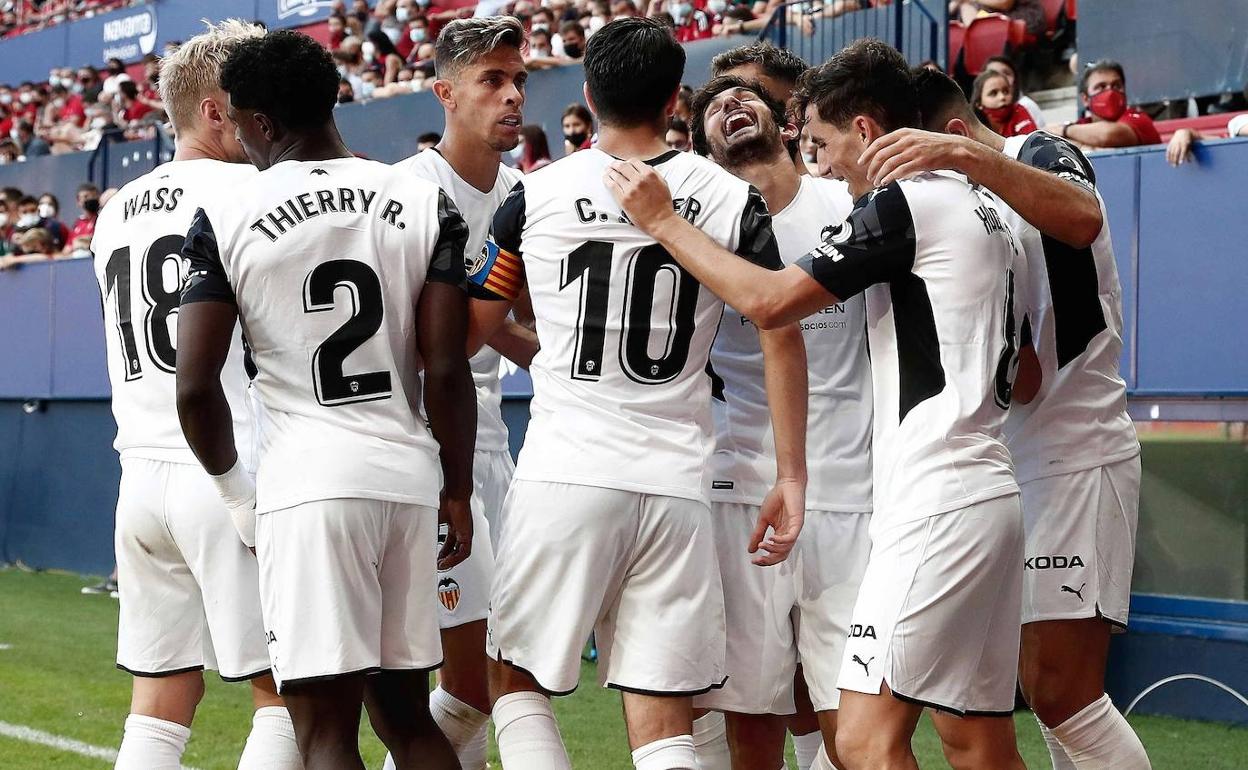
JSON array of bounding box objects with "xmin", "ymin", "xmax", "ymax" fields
[
  {"xmin": 431, "ymin": 78, "xmax": 454, "ymax": 110},
  {"xmin": 946, "ymin": 117, "xmax": 970, "ymax": 138},
  {"xmin": 199, "ymin": 96, "xmax": 222, "ymax": 128},
  {"xmin": 582, "ymin": 82, "xmax": 597, "ymax": 120},
  {"xmin": 779, "ymin": 119, "xmax": 799, "ymax": 145},
  {"xmin": 662, "ymin": 85, "xmax": 680, "ymax": 118},
  {"xmin": 255, "ymin": 112, "xmax": 277, "ymax": 142},
  {"xmin": 853, "ymin": 115, "xmax": 873, "ymax": 144}
]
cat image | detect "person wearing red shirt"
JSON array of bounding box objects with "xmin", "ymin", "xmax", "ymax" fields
[
  {"xmin": 1062, "ymin": 60, "xmax": 1161, "ymax": 149},
  {"xmin": 118, "ymin": 81, "xmax": 154, "ymax": 124},
  {"xmin": 972, "ymin": 69, "xmax": 1036, "ymax": 138},
  {"xmin": 670, "ymin": 0, "xmax": 713, "ymax": 42},
  {"xmin": 66, "ymin": 183, "xmax": 100, "ymax": 255}
]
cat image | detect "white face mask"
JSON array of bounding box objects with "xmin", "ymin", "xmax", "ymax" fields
[
  {"xmin": 410, "ymin": 27, "xmax": 427, "ymax": 43},
  {"xmin": 531, "ymin": 22, "xmax": 548, "ymax": 32},
  {"xmin": 17, "ymin": 213, "xmax": 39, "ymax": 228},
  {"xmin": 707, "ymin": 0, "xmax": 727, "ymax": 13},
  {"xmin": 0, "ymin": 93, "xmax": 10, "ymax": 105},
  {"xmin": 19, "ymin": 92, "xmax": 33, "ymax": 105},
  {"xmin": 361, "ymin": 81, "xmax": 377, "ymax": 99},
  {"xmin": 38, "ymin": 203, "xmax": 55, "ymax": 219},
  {"xmin": 362, "ymin": 41, "xmax": 377, "ymax": 60},
  {"xmin": 396, "ymin": 6, "xmax": 410, "ymax": 21}
]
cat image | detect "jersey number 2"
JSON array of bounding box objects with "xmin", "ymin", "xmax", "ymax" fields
[
  {"xmin": 303, "ymin": 259, "xmax": 393, "ymax": 406},
  {"xmin": 102, "ymin": 234, "xmax": 185, "ymax": 380},
  {"xmin": 561, "ymin": 240, "xmax": 698, "ymax": 385}
]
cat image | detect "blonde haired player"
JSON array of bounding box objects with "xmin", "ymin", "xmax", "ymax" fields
[{"xmin": 92, "ymin": 19, "xmax": 299, "ymax": 769}]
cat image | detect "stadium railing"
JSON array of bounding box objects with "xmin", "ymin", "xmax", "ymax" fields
[{"xmin": 759, "ymin": 0, "xmax": 946, "ymax": 70}]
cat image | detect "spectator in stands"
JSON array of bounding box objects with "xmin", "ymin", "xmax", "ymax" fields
[
  {"xmin": 516, "ymin": 124, "xmax": 553, "ymax": 172},
  {"xmin": 0, "ymin": 228, "xmax": 56, "ymax": 270},
  {"xmin": 417, "ymin": 131, "xmax": 442, "ymax": 151},
  {"xmin": 665, "ymin": 0, "xmax": 713, "ymax": 42},
  {"xmin": 100, "ymin": 58, "xmax": 131, "ymax": 103},
  {"xmin": 562, "ymin": 102, "xmax": 594, "ymax": 153},
  {"xmin": 559, "ymin": 20, "xmax": 587, "ymax": 60},
  {"xmin": 44, "ymin": 83, "xmax": 87, "ymax": 130},
  {"xmin": 948, "ymin": 0, "xmax": 1045, "ymax": 40},
  {"xmin": 338, "ymin": 78, "xmax": 356, "ymax": 104},
  {"xmin": 1061, "ymin": 59, "xmax": 1162, "ymax": 149},
  {"xmin": 984, "ymin": 55, "xmax": 1045, "ymax": 128},
  {"xmin": 612, "ymin": 0, "xmax": 640, "ymax": 19},
  {"xmin": 666, "ymin": 117, "xmax": 691, "ymax": 151},
  {"xmin": 115, "ymin": 81, "xmax": 156, "ymax": 127},
  {"xmin": 972, "ymin": 69, "xmax": 1036, "ymax": 138},
  {"xmin": 526, "ymin": 27, "xmax": 563, "ymax": 69},
  {"xmin": 1166, "ymin": 90, "xmax": 1248, "ymax": 166},
  {"xmin": 404, "ymin": 12, "xmax": 432, "ymax": 59},
  {"xmin": 76, "ymin": 66, "xmax": 103, "ymax": 104},
  {"xmin": 14, "ymin": 120, "xmax": 50, "ymax": 158},
  {"xmin": 36, "ymin": 193, "xmax": 68, "ymax": 250},
  {"xmin": 65, "ymin": 183, "xmax": 99, "ymax": 254},
  {"xmin": 673, "ymin": 84, "xmax": 694, "ymax": 124},
  {"xmin": 365, "ymin": 28, "xmax": 406, "ymax": 85},
  {"xmin": 328, "ymin": 12, "xmax": 349, "ymax": 48},
  {"xmin": 0, "ymin": 137, "xmax": 18, "ymax": 164}
]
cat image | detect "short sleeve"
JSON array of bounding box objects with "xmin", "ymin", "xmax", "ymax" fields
[
  {"xmin": 1120, "ymin": 110, "xmax": 1161, "ymax": 146},
  {"xmin": 794, "ymin": 181, "xmax": 918, "ymax": 301},
  {"xmin": 427, "ymin": 189, "xmax": 470, "ymax": 288},
  {"xmin": 468, "ymin": 182, "xmax": 527, "ymax": 302},
  {"xmin": 180, "ymin": 207, "xmax": 236, "ymax": 306},
  {"xmin": 735, "ymin": 185, "xmax": 782, "ymax": 270},
  {"xmin": 1015, "ymin": 132, "xmax": 1097, "ymax": 193}
]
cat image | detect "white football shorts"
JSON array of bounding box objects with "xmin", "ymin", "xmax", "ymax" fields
[
  {"xmin": 837, "ymin": 494, "xmax": 1024, "ymax": 716},
  {"xmin": 115, "ymin": 457, "xmax": 269, "ymax": 681},
  {"xmin": 475, "ymin": 448, "xmax": 515, "ymax": 552},
  {"xmin": 256, "ymin": 498, "xmax": 442, "ymax": 692},
  {"xmin": 1020, "ymin": 455, "xmax": 1141, "ymax": 628},
  {"xmin": 436, "ymin": 449, "xmax": 514, "ymax": 629},
  {"xmin": 488, "ymin": 480, "xmax": 726, "ymax": 696}
]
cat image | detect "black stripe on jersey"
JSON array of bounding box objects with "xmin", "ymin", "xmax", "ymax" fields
[
  {"xmin": 180, "ymin": 207, "xmax": 236, "ymax": 306},
  {"xmin": 1016, "ymin": 132, "xmax": 1107, "ymax": 368},
  {"xmin": 892, "ymin": 273, "xmax": 946, "ymax": 421},
  {"xmin": 491, "ymin": 180, "xmax": 526, "ymax": 258},
  {"xmin": 735, "ymin": 186, "xmax": 782, "ymax": 269},
  {"xmin": 429, "ymin": 189, "xmax": 473, "ymax": 290}
]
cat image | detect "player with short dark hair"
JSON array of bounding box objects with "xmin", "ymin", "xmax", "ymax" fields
[
  {"xmin": 177, "ymin": 29, "xmax": 491, "ymax": 769},
  {"xmin": 869, "ymin": 66, "xmax": 1150, "ymax": 770},
  {"xmin": 687, "ymin": 75, "xmax": 872, "ymax": 770},
  {"xmin": 606, "ymin": 37, "xmax": 1028, "ymax": 770},
  {"xmin": 91, "ymin": 20, "xmax": 302, "ymax": 770},
  {"xmin": 468, "ymin": 17, "xmax": 807, "ymax": 770}
]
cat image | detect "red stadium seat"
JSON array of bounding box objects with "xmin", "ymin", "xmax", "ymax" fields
[
  {"xmin": 1066, "ymin": 0, "xmax": 1077, "ymax": 20},
  {"xmin": 1154, "ymin": 111, "xmax": 1248, "ymax": 143},
  {"xmin": 1008, "ymin": 18, "xmax": 1033, "ymax": 49},
  {"xmin": 948, "ymin": 21, "xmax": 966, "ymax": 74},
  {"xmin": 1040, "ymin": 0, "xmax": 1064, "ymax": 35},
  {"xmin": 962, "ymin": 14, "xmax": 1012, "ymax": 75}
]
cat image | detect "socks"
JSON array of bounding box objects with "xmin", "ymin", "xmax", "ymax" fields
[
  {"xmin": 238, "ymin": 706, "xmax": 301, "ymax": 770},
  {"xmin": 1050, "ymin": 694, "xmax": 1151, "ymax": 769},
  {"xmin": 692, "ymin": 712, "xmax": 731, "ymax": 770},
  {"xmin": 430, "ymin": 686, "xmax": 489, "ymax": 770},
  {"xmin": 493, "ymin": 691, "xmax": 571, "ymax": 770},
  {"xmin": 114, "ymin": 714, "xmax": 191, "ymax": 770},
  {"xmin": 1037, "ymin": 713, "xmax": 1078, "ymax": 770},
  {"xmin": 632, "ymin": 734, "xmax": 698, "ymax": 770},
  {"xmin": 792, "ymin": 730, "xmax": 824, "ymax": 770},
  {"xmin": 811, "ymin": 742, "xmax": 842, "ymax": 770}
]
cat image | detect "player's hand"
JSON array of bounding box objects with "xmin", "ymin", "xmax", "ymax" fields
[
  {"xmin": 750, "ymin": 478, "xmax": 805, "ymax": 566},
  {"xmin": 1166, "ymin": 129, "xmax": 1194, "ymax": 166},
  {"xmin": 437, "ymin": 493, "xmax": 473, "ymax": 571},
  {"xmin": 860, "ymin": 128, "xmax": 974, "ymax": 188},
  {"xmin": 604, "ymin": 159, "xmax": 678, "ymax": 236}
]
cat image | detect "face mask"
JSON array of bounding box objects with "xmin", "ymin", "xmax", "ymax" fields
[
  {"xmin": 708, "ymin": 0, "xmax": 727, "ymax": 13},
  {"xmin": 416, "ymin": 0, "xmax": 431, "ymax": 6},
  {"xmin": 17, "ymin": 213, "xmax": 39, "ymax": 228},
  {"xmin": 19, "ymin": 92, "xmax": 33, "ymax": 105},
  {"xmin": 1087, "ymin": 88, "xmax": 1127, "ymax": 122},
  {"xmin": 980, "ymin": 104, "xmax": 1013, "ymax": 125},
  {"xmin": 361, "ymin": 81, "xmax": 377, "ymax": 99},
  {"xmin": 362, "ymin": 41, "xmax": 377, "ymax": 60},
  {"xmin": 37, "ymin": 203, "xmax": 55, "ymax": 219},
  {"xmin": 563, "ymin": 43, "xmax": 583, "ymax": 58},
  {"xmin": 532, "ymin": 46, "xmax": 551, "ymax": 57},
  {"xmin": 91, "ymin": 116, "xmax": 108, "ymax": 130},
  {"xmin": 72, "ymin": 83, "xmax": 84, "ymax": 94},
  {"xmin": 565, "ymin": 130, "xmax": 587, "ymax": 147},
  {"xmin": 83, "ymin": 198, "xmax": 100, "ymax": 215},
  {"xmin": 410, "ymin": 27, "xmax": 427, "ymax": 43},
  {"xmin": 509, "ymin": 142, "xmax": 525, "ymax": 159},
  {"xmin": 671, "ymin": 2, "xmax": 693, "ymax": 20},
  {"xmin": 396, "ymin": 6, "xmax": 410, "ymax": 21},
  {"xmin": 0, "ymin": 94, "xmax": 10, "ymax": 105},
  {"xmin": 531, "ymin": 22, "xmax": 548, "ymax": 31}
]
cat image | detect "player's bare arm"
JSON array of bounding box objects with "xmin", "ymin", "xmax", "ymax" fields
[
  {"xmin": 486, "ymin": 318, "xmax": 539, "ymax": 369},
  {"xmin": 605, "ymin": 158, "xmax": 836, "ymax": 328},
  {"xmin": 751, "ymin": 323, "xmax": 808, "ymax": 566},
  {"xmin": 419, "ymin": 281, "xmax": 479, "ymax": 570},
  {"xmin": 860, "ymin": 128, "xmax": 1103, "ymax": 248},
  {"xmin": 467, "ymin": 295, "xmax": 517, "ymax": 356},
  {"xmin": 175, "ymin": 301, "xmax": 239, "ymax": 476}
]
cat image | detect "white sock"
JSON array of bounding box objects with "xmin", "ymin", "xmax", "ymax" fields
[
  {"xmin": 632, "ymin": 734, "xmax": 697, "ymax": 770},
  {"xmin": 692, "ymin": 712, "xmax": 731, "ymax": 770},
  {"xmin": 238, "ymin": 706, "xmax": 301, "ymax": 769},
  {"xmin": 792, "ymin": 730, "xmax": 823, "ymax": 770},
  {"xmin": 812, "ymin": 742, "xmax": 842, "ymax": 770},
  {"xmin": 1037, "ymin": 713, "xmax": 1078, "ymax": 770},
  {"xmin": 115, "ymin": 713, "xmax": 191, "ymax": 770},
  {"xmin": 493, "ymin": 691, "xmax": 571, "ymax": 770},
  {"xmin": 1051, "ymin": 694, "xmax": 1151, "ymax": 769},
  {"xmin": 430, "ymin": 686, "xmax": 489, "ymax": 770}
]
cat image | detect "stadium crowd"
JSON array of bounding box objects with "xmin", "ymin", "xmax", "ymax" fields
[{"xmin": 0, "ymin": 0, "xmax": 135, "ymax": 38}]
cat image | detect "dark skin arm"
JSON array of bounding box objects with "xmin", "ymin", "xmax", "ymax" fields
[
  {"xmin": 176, "ymin": 301, "xmax": 240, "ymax": 475},
  {"xmin": 418, "ymin": 281, "xmax": 478, "ymax": 571}
]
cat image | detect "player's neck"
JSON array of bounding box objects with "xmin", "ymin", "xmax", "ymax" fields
[
  {"xmin": 171, "ymin": 132, "xmax": 225, "ymax": 163},
  {"xmin": 730, "ymin": 152, "xmax": 801, "ymax": 214},
  {"xmin": 596, "ymin": 123, "xmax": 669, "ymax": 163},
  {"xmin": 436, "ymin": 130, "xmax": 501, "ymax": 193},
  {"xmin": 268, "ymin": 125, "xmax": 353, "ymax": 166},
  {"xmin": 973, "ymin": 124, "xmax": 1006, "ymax": 152}
]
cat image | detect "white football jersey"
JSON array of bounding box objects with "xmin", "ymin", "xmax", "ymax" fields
[
  {"xmin": 710, "ymin": 175, "xmax": 872, "ymax": 511},
  {"xmin": 999, "ymin": 132, "xmax": 1139, "ymax": 482},
  {"xmin": 181, "ymin": 157, "xmax": 481, "ymax": 514},
  {"xmin": 482, "ymin": 149, "xmax": 781, "ymax": 503},
  {"xmin": 92, "ymin": 159, "xmax": 256, "ymax": 466},
  {"xmin": 400, "ymin": 149, "xmax": 522, "ymax": 452},
  {"xmin": 796, "ymin": 172, "xmax": 1021, "ymax": 529}
]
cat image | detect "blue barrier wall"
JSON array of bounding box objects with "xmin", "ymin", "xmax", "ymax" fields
[
  {"xmin": 1081, "ymin": 0, "xmax": 1248, "ymax": 104},
  {"xmin": 0, "ymin": 0, "xmax": 367, "ymax": 84}
]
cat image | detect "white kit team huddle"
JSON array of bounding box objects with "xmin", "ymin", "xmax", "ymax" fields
[{"xmin": 89, "ymin": 13, "xmax": 1145, "ymax": 770}]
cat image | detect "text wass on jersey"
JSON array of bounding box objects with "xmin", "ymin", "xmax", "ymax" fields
[
  {"xmin": 797, "ymin": 172, "xmax": 1021, "ymax": 529},
  {"xmin": 999, "ymin": 131, "xmax": 1138, "ymax": 483},
  {"xmin": 710, "ymin": 174, "xmax": 872, "ymax": 512},
  {"xmin": 401, "ymin": 148, "xmax": 522, "ymax": 453},
  {"xmin": 181, "ymin": 157, "xmax": 493, "ymax": 514},
  {"xmin": 93, "ymin": 159, "xmax": 256, "ymax": 465},
  {"xmin": 476, "ymin": 148, "xmax": 781, "ymax": 503}
]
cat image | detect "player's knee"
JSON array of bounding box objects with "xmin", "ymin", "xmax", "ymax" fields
[
  {"xmin": 1022, "ymin": 659, "xmax": 1089, "ymax": 726},
  {"xmin": 834, "ymin": 720, "xmax": 903, "ymax": 770}
]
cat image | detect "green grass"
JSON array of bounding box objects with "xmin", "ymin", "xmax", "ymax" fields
[{"xmin": 1, "ymin": 569, "xmax": 1246, "ymax": 768}]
